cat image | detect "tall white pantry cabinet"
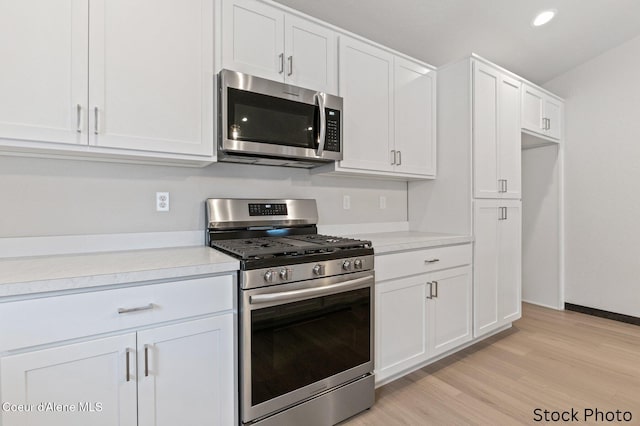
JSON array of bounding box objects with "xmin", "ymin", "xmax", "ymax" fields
[{"xmin": 409, "ymin": 56, "xmax": 523, "ymax": 338}]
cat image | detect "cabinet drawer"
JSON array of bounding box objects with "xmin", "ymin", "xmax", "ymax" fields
[
  {"xmin": 0, "ymin": 274, "xmax": 234, "ymax": 352},
  {"xmin": 376, "ymin": 244, "xmax": 471, "ymax": 282}
]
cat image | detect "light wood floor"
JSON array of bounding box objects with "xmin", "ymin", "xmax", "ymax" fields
[{"xmin": 343, "ymin": 303, "xmax": 640, "ymax": 425}]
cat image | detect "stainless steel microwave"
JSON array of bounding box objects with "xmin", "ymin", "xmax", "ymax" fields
[{"xmin": 217, "ymin": 69, "xmax": 343, "ymax": 168}]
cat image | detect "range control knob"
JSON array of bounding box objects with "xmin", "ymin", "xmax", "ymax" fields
[
  {"xmin": 354, "ymin": 259, "xmax": 363, "ymax": 269},
  {"xmin": 264, "ymin": 270, "xmax": 275, "ymax": 283},
  {"xmin": 342, "ymin": 260, "xmax": 352, "ymax": 270},
  {"xmin": 279, "ymin": 268, "xmax": 290, "ymax": 281},
  {"xmin": 312, "ymin": 264, "xmax": 325, "ymax": 276}
]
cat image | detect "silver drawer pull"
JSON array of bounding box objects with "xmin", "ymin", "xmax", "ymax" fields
[
  {"xmin": 424, "ymin": 258, "xmax": 440, "ymax": 264},
  {"xmin": 125, "ymin": 348, "xmax": 132, "ymax": 382},
  {"xmin": 118, "ymin": 303, "xmax": 154, "ymax": 314}
]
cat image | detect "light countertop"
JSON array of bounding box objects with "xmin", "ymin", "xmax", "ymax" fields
[
  {"xmin": 0, "ymin": 246, "xmax": 239, "ymax": 298},
  {"xmin": 347, "ymin": 231, "xmax": 473, "ymax": 254}
]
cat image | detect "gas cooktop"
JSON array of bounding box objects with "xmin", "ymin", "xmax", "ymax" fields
[{"xmin": 210, "ymin": 234, "xmax": 371, "ymax": 259}]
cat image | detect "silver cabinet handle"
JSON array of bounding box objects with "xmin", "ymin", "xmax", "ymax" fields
[
  {"xmin": 93, "ymin": 106, "xmax": 99, "ymax": 135},
  {"xmin": 118, "ymin": 303, "xmax": 154, "ymax": 314},
  {"xmin": 287, "ymin": 55, "xmax": 293, "ymax": 76},
  {"xmin": 397, "ymin": 150, "xmax": 402, "ymax": 166},
  {"xmin": 504, "ymin": 179, "xmax": 508, "ymax": 193},
  {"xmin": 498, "ymin": 207, "xmax": 504, "ymax": 220},
  {"xmin": 504, "ymin": 207, "xmax": 508, "ymax": 220},
  {"xmin": 144, "ymin": 344, "xmax": 151, "ymax": 377},
  {"xmin": 424, "ymin": 258, "xmax": 440, "ymax": 264},
  {"xmin": 433, "ymin": 281, "xmax": 438, "ymax": 298},
  {"xmin": 547, "ymin": 118, "xmax": 551, "ymax": 130},
  {"xmin": 76, "ymin": 104, "xmax": 82, "ymax": 133},
  {"xmin": 278, "ymin": 53, "xmax": 284, "ymax": 74},
  {"xmin": 426, "ymin": 282, "xmax": 433, "ymax": 299},
  {"xmin": 125, "ymin": 348, "xmax": 132, "ymax": 382},
  {"xmin": 390, "ymin": 150, "xmax": 396, "ymax": 165},
  {"xmin": 314, "ymin": 92, "xmax": 327, "ymax": 156}
]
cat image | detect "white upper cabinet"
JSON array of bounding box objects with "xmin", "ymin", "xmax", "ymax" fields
[
  {"xmin": 221, "ymin": 0, "xmax": 337, "ymax": 94},
  {"xmin": 0, "ymin": 0, "xmax": 88, "ymax": 145},
  {"xmin": 89, "ymin": 0, "xmax": 214, "ymax": 156},
  {"xmin": 0, "ymin": 0, "xmax": 215, "ymax": 162},
  {"xmin": 394, "ymin": 57, "xmax": 436, "ymax": 177},
  {"xmin": 473, "ymin": 61, "xmax": 521, "ymax": 199},
  {"xmin": 522, "ymin": 83, "xmax": 563, "ymax": 141},
  {"xmin": 338, "ymin": 35, "xmax": 394, "ymax": 173},
  {"xmin": 284, "ymin": 15, "xmax": 337, "ymax": 94},
  {"xmin": 222, "ymin": 0, "xmax": 284, "ymax": 82},
  {"xmin": 315, "ymin": 34, "xmax": 436, "ymax": 180}
]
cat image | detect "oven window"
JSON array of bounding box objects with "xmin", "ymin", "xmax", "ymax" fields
[
  {"xmin": 228, "ymin": 88, "xmax": 318, "ymax": 148},
  {"xmin": 250, "ymin": 287, "xmax": 371, "ymax": 406}
]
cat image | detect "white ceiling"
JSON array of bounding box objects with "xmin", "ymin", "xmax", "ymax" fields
[{"xmin": 273, "ymin": 0, "xmax": 640, "ymax": 84}]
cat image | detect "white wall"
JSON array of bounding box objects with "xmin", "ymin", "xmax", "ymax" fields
[
  {"xmin": 544, "ymin": 34, "xmax": 640, "ymax": 317},
  {"xmin": 522, "ymin": 144, "xmax": 560, "ymax": 309},
  {"xmin": 0, "ymin": 156, "xmax": 407, "ymax": 238}
]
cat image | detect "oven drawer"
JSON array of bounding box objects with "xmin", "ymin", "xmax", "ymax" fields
[
  {"xmin": 375, "ymin": 244, "xmax": 472, "ymax": 281},
  {"xmin": 0, "ymin": 274, "xmax": 234, "ymax": 352}
]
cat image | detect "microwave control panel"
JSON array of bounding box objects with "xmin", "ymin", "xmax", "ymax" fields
[{"xmin": 324, "ymin": 109, "xmax": 341, "ymax": 152}]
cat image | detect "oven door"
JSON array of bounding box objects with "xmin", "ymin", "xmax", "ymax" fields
[
  {"xmin": 240, "ymin": 270, "xmax": 374, "ymax": 423},
  {"xmin": 219, "ymin": 69, "xmax": 342, "ymax": 162}
]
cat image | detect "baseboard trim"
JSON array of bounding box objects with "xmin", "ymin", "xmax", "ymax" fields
[
  {"xmin": 565, "ymin": 303, "xmax": 640, "ymax": 326},
  {"xmin": 522, "ymin": 299, "xmax": 563, "ymax": 310}
]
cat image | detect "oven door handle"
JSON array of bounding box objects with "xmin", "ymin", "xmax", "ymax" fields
[
  {"xmin": 314, "ymin": 91, "xmax": 327, "ymax": 157},
  {"xmin": 250, "ymin": 275, "xmax": 372, "ymax": 305}
]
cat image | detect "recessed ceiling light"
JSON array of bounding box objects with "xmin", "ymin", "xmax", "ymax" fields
[{"xmin": 532, "ymin": 9, "xmax": 557, "ymax": 27}]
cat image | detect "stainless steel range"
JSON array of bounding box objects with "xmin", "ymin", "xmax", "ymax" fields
[{"xmin": 206, "ymin": 198, "xmax": 375, "ymax": 426}]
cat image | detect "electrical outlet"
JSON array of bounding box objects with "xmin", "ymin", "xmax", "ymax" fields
[
  {"xmin": 379, "ymin": 196, "xmax": 387, "ymax": 210},
  {"xmin": 343, "ymin": 195, "xmax": 351, "ymax": 210},
  {"xmin": 156, "ymin": 192, "xmax": 170, "ymax": 212}
]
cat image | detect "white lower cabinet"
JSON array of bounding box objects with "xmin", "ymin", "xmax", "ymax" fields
[
  {"xmin": 1, "ymin": 334, "xmax": 138, "ymax": 426},
  {"xmin": 473, "ymin": 200, "xmax": 522, "ymax": 338},
  {"xmin": 375, "ymin": 244, "xmax": 472, "ymax": 386},
  {"xmin": 0, "ymin": 276, "xmax": 236, "ymax": 426},
  {"xmin": 137, "ymin": 315, "xmax": 234, "ymax": 426},
  {"xmin": 427, "ymin": 267, "xmax": 473, "ymax": 357}
]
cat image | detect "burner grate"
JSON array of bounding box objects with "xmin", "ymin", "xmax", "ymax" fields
[{"xmin": 210, "ymin": 234, "xmax": 370, "ymax": 259}]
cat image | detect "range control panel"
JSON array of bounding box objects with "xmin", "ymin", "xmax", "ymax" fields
[{"xmin": 248, "ymin": 203, "xmax": 288, "ymax": 216}]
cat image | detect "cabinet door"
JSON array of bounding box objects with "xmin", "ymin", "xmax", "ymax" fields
[
  {"xmin": 394, "ymin": 57, "xmax": 436, "ymax": 177},
  {"xmin": 498, "ymin": 201, "xmax": 522, "ymax": 324},
  {"xmin": 521, "ymin": 84, "xmax": 545, "ymax": 135},
  {"xmin": 473, "ymin": 62, "xmax": 500, "ymax": 198},
  {"xmin": 0, "ymin": 0, "xmax": 88, "ymax": 145},
  {"xmin": 284, "ymin": 15, "xmax": 337, "ymax": 95},
  {"xmin": 544, "ymin": 97, "xmax": 562, "ymax": 140},
  {"xmin": 222, "ymin": 0, "xmax": 284, "ymax": 82},
  {"xmin": 473, "ymin": 200, "xmax": 500, "ymax": 337},
  {"xmin": 338, "ymin": 35, "xmax": 394, "ymax": 172},
  {"xmin": 498, "ymin": 75, "xmax": 522, "ymax": 199},
  {"xmin": 427, "ymin": 266, "xmax": 473, "ymax": 357},
  {"xmin": 137, "ymin": 315, "xmax": 235, "ymax": 426},
  {"xmin": 89, "ymin": 0, "xmax": 214, "ymax": 156},
  {"xmin": 375, "ymin": 275, "xmax": 427, "ymax": 383},
  {"xmin": 0, "ymin": 334, "xmax": 137, "ymax": 426}
]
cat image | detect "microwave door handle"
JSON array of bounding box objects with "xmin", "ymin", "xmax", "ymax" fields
[{"xmin": 314, "ymin": 92, "xmax": 327, "ymax": 157}]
